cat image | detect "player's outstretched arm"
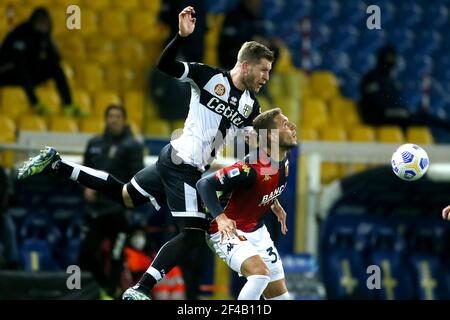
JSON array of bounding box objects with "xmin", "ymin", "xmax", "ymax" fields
[{"xmin": 156, "ymin": 6, "xmax": 197, "ymax": 78}]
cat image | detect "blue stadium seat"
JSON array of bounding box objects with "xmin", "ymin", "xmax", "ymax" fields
[
  {"xmin": 409, "ymin": 254, "xmax": 450, "ymax": 299},
  {"xmin": 420, "ymin": 3, "xmax": 448, "ymax": 29},
  {"xmin": 20, "ymin": 238, "xmax": 60, "ymax": 271},
  {"xmin": 395, "ymin": 3, "xmax": 422, "ymax": 28}
]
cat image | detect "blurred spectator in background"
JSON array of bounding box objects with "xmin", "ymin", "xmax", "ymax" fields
[
  {"xmin": 359, "ymin": 45, "xmax": 450, "ymax": 133},
  {"xmin": 0, "ymin": 167, "xmax": 19, "ymax": 270},
  {"xmin": 79, "ymin": 105, "xmax": 144, "ymax": 299},
  {"xmin": 358, "ymin": 45, "xmax": 411, "ymax": 127},
  {"xmin": 149, "ymin": 0, "xmax": 207, "ymax": 126},
  {"xmin": 0, "ymin": 7, "xmax": 80, "ymax": 116},
  {"xmin": 218, "ymin": 0, "xmax": 278, "ymax": 70},
  {"xmin": 124, "ymin": 228, "xmax": 186, "ymax": 300}
]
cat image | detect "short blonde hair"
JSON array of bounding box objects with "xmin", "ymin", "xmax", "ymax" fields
[
  {"xmin": 237, "ymin": 41, "xmax": 275, "ymax": 64},
  {"xmin": 252, "ymin": 108, "xmax": 281, "ymax": 130}
]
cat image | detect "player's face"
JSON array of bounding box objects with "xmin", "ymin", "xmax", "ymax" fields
[
  {"xmin": 272, "ymin": 113, "xmax": 297, "ymax": 148},
  {"xmin": 105, "ymin": 109, "xmax": 126, "ymax": 136},
  {"xmin": 243, "ymin": 58, "xmax": 272, "ymax": 94}
]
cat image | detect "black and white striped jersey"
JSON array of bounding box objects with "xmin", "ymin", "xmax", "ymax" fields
[{"xmin": 170, "ymin": 62, "xmax": 261, "ymax": 171}]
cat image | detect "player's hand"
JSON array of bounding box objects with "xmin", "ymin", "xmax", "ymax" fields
[
  {"xmin": 84, "ymin": 188, "xmax": 97, "ymax": 203},
  {"xmin": 178, "ymin": 6, "xmax": 196, "ymax": 37},
  {"xmin": 216, "ymin": 213, "xmax": 238, "ymax": 243},
  {"xmin": 442, "ymin": 205, "xmax": 450, "ymax": 220},
  {"xmin": 271, "ymin": 201, "xmax": 288, "ymax": 235}
]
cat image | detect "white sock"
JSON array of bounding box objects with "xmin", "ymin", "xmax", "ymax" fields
[
  {"xmin": 237, "ymin": 275, "xmax": 270, "ymax": 300},
  {"xmin": 266, "ymin": 291, "xmax": 291, "ymax": 300}
]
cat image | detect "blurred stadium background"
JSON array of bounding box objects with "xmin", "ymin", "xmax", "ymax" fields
[{"xmin": 1, "ymin": 0, "xmax": 450, "ymax": 300}]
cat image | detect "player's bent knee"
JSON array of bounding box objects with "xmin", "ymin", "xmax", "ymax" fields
[{"xmin": 241, "ymin": 255, "xmax": 270, "ymax": 277}]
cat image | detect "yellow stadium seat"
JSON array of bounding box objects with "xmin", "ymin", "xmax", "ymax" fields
[
  {"xmin": 80, "ymin": 0, "xmax": 109, "ymax": 10},
  {"xmin": 36, "ymin": 87, "xmax": 61, "ymax": 115},
  {"xmin": 76, "ymin": 63, "xmax": 104, "ymax": 93},
  {"xmin": 19, "ymin": 115, "xmax": 47, "ymax": 131},
  {"xmin": 129, "ymin": 11, "xmax": 157, "ymax": 40},
  {"xmin": 57, "ymin": 38, "xmax": 85, "ymax": 62},
  {"xmin": 139, "ymin": 0, "xmax": 162, "ymax": 13},
  {"xmin": 377, "ymin": 126, "xmax": 405, "ymax": 143},
  {"xmin": 310, "ymin": 71, "xmax": 339, "ymax": 101},
  {"xmin": 78, "ymin": 9, "xmax": 98, "ymax": 37},
  {"xmin": 128, "ymin": 120, "xmax": 142, "ymax": 136},
  {"xmin": 93, "ymin": 91, "xmax": 122, "ymax": 117},
  {"xmin": 319, "ymin": 126, "xmax": 347, "ymax": 185},
  {"xmin": 171, "ymin": 120, "xmax": 186, "ymax": 131},
  {"xmin": 116, "ymin": 39, "xmax": 146, "ymax": 67},
  {"xmin": 300, "ymin": 127, "xmax": 318, "ymax": 141},
  {"xmin": 49, "ymin": 116, "xmax": 79, "ymax": 133},
  {"xmin": 72, "ymin": 89, "xmax": 92, "ymax": 115},
  {"xmin": 124, "ymin": 91, "xmax": 145, "ymax": 126},
  {"xmin": 111, "ymin": 0, "xmax": 139, "ymax": 11},
  {"xmin": 301, "ymin": 98, "xmax": 329, "ymax": 129},
  {"xmin": 144, "ymin": 119, "xmax": 171, "ymax": 138},
  {"xmin": 0, "ymin": 115, "xmax": 16, "ymax": 143},
  {"xmin": 55, "ymin": 0, "xmax": 83, "ymax": 7},
  {"xmin": 348, "ymin": 126, "xmax": 376, "ymax": 142},
  {"xmin": 80, "ymin": 118, "xmax": 104, "ymax": 134},
  {"xmin": 99, "ymin": 12, "xmax": 128, "ymax": 39},
  {"xmin": 406, "ymin": 126, "xmax": 434, "ymax": 144},
  {"xmin": 0, "ymin": 114, "xmax": 16, "ymax": 168},
  {"xmin": 24, "ymin": 0, "xmax": 52, "ymax": 6},
  {"xmin": 319, "ymin": 126, "xmax": 347, "ymax": 142},
  {"xmin": 329, "ymin": 96, "xmax": 361, "ymax": 126},
  {"xmin": 1, "ymin": 87, "xmax": 30, "ymax": 119},
  {"xmin": 84, "ymin": 37, "xmax": 115, "ymax": 65}
]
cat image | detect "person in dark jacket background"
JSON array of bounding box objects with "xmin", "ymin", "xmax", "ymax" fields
[
  {"xmin": 0, "ymin": 7, "xmax": 80, "ymax": 116},
  {"xmin": 79, "ymin": 104, "xmax": 144, "ymax": 299}
]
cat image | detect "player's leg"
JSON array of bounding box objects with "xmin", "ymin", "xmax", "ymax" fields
[
  {"xmin": 263, "ymin": 279, "xmax": 290, "ymax": 300},
  {"xmin": 17, "ymin": 146, "xmax": 163, "ymax": 210},
  {"xmin": 246, "ymin": 225, "xmax": 291, "ymax": 300},
  {"xmin": 206, "ymin": 231, "xmax": 270, "ymax": 300},
  {"xmin": 125, "ymin": 145, "xmax": 207, "ymax": 298}
]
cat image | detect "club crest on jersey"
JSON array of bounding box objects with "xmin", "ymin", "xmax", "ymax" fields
[
  {"xmin": 227, "ymin": 168, "xmax": 240, "ymax": 178},
  {"xmin": 241, "ymin": 164, "xmax": 251, "ymax": 176},
  {"xmin": 214, "ymin": 83, "xmax": 226, "ymax": 96},
  {"xmin": 243, "ymin": 104, "xmax": 253, "ymax": 118},
  {"xmin": 263, "ymin": 175, "xmax": 271, "ymax": 181}
]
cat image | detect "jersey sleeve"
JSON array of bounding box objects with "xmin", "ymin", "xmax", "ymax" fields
[
  {"xmin": 178, "ymin": 62, "xmax": 218, "ymax": 88},
  {"xmin": 196, "ymin": 162, "xmax": 256, "ymax": 218}
]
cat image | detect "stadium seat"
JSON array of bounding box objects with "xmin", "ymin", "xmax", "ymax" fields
[
  {"xmin": 76, "ymin": 63, "xmax": 104, "ymax": 92},
  {"xmin": 329, "ymin": 96, "xmax": 361, "ymax": 126},
  {"xmin": 0, "ymin": 115, "xmax": 16, "ymax": 168},
  {"xmin": 57, "ymin": 37, "xmax": 86, "ymax": 62},
  {"xmin": 18, "ymin": 115, "xmax": 47, "ymax": 132},
  {"xmin": 74, "ymin": 8, "xmax": 98, "ymax": 37},
  {"xmin": 129, "ymin": 11, "xmax": 157, "ymax": 40},
  {"xmin": 301, "ymin": 98, "xmax": 329, "ymax": 129},
  {"xmin": 319, "ymin": 126, "xmax": 347, "ymax": 184},
  {"xmin": 111, "ymin": 0, "xmax": 139, "ymax": 10},
  {"xmin": 0, "ymin": 87, "xmax": 30, "ymax": 119},
  {"xmin": 72, "ymin": 89, "xmax": 92, "ymax": 115},
  {"xmin": 124, "ymin": 91, "xmax": 145, "ymax": 126},
  {"xmin": 35, "ymin": 87, "xmax": 61, "ymax": 115},
  {"xmin": 93, "ymin": 91, "xmax": 122, "ymax": 117},
  {"xmin": 348, "ymin": 126, "xmax": 376, "ymax": 142},
  {"xmin": 80, "ymin": 0, "xmax": 109, "ymax": 10},
  {"xmin": 20, "ymin": 238, "xmax": 60, "ymax": 271},
  {"xmin": 406, "ymin": 126, "xmax": 434, "ymax": 144},
  {"xmin": 48, "ymin": 116, "xmax": 79, "ymax": 133},
  {"xmin": 310, "ymin": 71, "xmax": 339, "ymax": 101},
  {"xmin": 300, "ymin": 127, "xmax": 318, "ymax": 141},
  {"xmin": 377, "ymin": 126, "xmax": 405, "ymax": 143},
  {"xmin": 99, "ymin": 11, "xmax": 128, "ymax": 39},
  {"xmin": 79, "ymin": 118, "xmax": 104, "ymax": 134},
  {"xmin": 144, "ymin": 119, "xmax": 171, "ymax": 138},
  {"xmin": 139, "ymin": 0, "xmax": 162, "ymax": 12},
  {"xmin": 116, "ymin": 39, "xmax": 146, "ymax": 67},
  {"xmin": 84, "ymin": 37, "xmax": 116, "ymax": 65}
]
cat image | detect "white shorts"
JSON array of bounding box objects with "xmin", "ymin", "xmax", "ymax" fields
[{"xmin": 206, "ymin": 225, "xmax": 285, "ymax": 282}]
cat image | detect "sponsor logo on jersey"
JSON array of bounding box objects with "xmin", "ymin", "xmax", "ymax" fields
[
  {"xmin": 226, "ymin": 243, "xmax": 235, "ymax": 254},
  {"xmin": 227, "ymin": 168, "xmax": 240, "ymax": 178},
  {"xmin": 258, "ymin": 183, "xmax": 287, "ymax": 206},
  {"xmin": 238, "ymin": 235, "xmax": 247, "ymax": 241},
  {"xmin": 214, "ymin": 83, "xmax": 226, "ymax": 96},
  {"xmin": 241, "ymin": 164, "xmax": 251, "ymax": 176},
  {"xmin": 206, "ymin": 97, "xmax": 244, "ymax": 126},
  {"xmin": 242, "ymin": 104, "xmax": 253, "ymax": 118},
  {"xmin": 230, "ymin": 96, "xmax": 238, "ymax": 106}
]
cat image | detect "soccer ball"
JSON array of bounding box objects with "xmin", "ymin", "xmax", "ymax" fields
[{"xmin": 391, "ymin": 144, "xmax": 430, "ymax": 181}]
